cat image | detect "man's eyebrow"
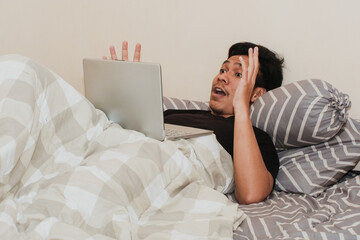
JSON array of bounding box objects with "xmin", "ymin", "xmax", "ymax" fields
[{"xmin": 222, "ymin": 60, "xmax": 242, "ymax": 67}]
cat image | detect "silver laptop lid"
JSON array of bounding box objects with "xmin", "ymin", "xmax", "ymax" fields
[{"xmin": 83, "ymin": 58, "xmax": 166, "ymax": 140}]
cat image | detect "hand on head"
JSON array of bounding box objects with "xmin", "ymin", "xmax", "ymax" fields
[
  {"xmin": 103, "ymin": 41, "xmax": 141, "ymax": 62},
  {"xmin": 232, "ymin": 47, "xmax": 260, "ymax": 113}
]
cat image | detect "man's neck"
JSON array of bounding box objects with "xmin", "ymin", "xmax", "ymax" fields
[{"xmin": 210, "ymin": 110, "xmax": 234, "ymax": 118}]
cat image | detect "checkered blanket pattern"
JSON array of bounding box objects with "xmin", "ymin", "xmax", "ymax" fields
[{"xmin": 0, "ymin": 55, "xmax": 245, "ymax": 239}]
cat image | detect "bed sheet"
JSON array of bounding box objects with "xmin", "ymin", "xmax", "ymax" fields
[{"xmin": 231, "ymin": 171, "xmax": 360, "ymax": 240}]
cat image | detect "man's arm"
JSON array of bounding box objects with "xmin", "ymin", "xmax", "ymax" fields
[{"xmin": 232, "ymin": 48, "xmax": 274, "ymax": 204}]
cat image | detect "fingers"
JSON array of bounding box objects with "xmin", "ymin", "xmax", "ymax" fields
[
  {"xmin": 110, "ymin": 45, "xmax": 118, "ymax": 60},
  {"xmin": 133, "ymin": 43, "xmax": 141, "ymax": 62},
  {"xmin": 122, "ymin": 41, "xmax": 128, "ymax": 61},
  {"xmin": 245, "ymin": 47, "xmax": 259, "ymax": 85},
  {"xmin": 239, "ymin": 56, "xmax": 248, "ymax": 81},
  {"xmin": 105, "ymin": 41, "xmax": 142, "ymax": 62},
  {"xmin": 248, "ymin": 48, "xmax": 254, "ymax": 73},
  {"xmin": 253, "ymin": 47, "xmax": 259, "ymax": 80}
]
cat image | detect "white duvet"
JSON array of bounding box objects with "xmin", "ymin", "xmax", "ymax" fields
[{"xmin": 0, "ymin": 55, "xmax": 244, "ymax": 240}]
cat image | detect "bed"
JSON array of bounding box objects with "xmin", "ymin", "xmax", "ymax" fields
[
  {"xmin": 0, "ymin": 55, "xmax": 359, "ymax": 240},
  {"xmin": 164, "ymin": 80, "xmax": 360, "ymax": 239}
]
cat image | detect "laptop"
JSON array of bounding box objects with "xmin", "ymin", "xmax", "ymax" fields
[{"xmin": 83, "ymin": 58, "xmax": 213, "ymax": 141}]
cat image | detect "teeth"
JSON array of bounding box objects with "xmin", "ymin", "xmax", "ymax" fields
[
  {"xmin": 215, "ymin": 88, "xmax": 223, "ymax": 92},
  {"xmin": 215, "ymin": 87, "xmax": 225, "ymax": 95}
]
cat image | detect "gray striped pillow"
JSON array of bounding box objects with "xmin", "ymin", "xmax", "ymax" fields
[
  {"xmin": 276, "ymin": 118, "xmax": 360, "ymax": 195},
  {"xmin": 163, "ymin": 97, "xmax": 209, "ymax": 111},
  {"xmin": 250, "ymin": 79, "xmax": 351, "ymax": 151}
]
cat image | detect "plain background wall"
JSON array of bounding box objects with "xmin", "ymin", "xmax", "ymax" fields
[{"xmin": 1, "ymin": 0, "xmax": 360, "ymax": 118}]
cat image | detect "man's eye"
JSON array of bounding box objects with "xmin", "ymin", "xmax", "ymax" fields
[
  {"xmin": 220, "ymin": 69, "xmax": 227, "ymax": 74},
  {"xmin": 236, "ymin": 73, "xmax": 242, "ymax": 77}
]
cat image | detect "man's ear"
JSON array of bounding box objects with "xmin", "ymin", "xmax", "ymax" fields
[{"xmin": 250, "ymin": 87, "xmax": 266, "ymax": 103}]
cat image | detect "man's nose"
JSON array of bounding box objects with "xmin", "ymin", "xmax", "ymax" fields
[{"xmin": 218, "ymin": 73, "xmax": 229, "ymax": 84}]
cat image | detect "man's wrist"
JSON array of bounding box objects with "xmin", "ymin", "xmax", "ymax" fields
[
  {"xmin": 234, "ymin": 104, "xmax": 250, "ymax": 118},
  {"xmin": 234, "ymin": 111, "xmax": 251, "ymax": 124}
]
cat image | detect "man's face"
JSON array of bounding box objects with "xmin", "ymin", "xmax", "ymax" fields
[{"xmin": 209, "ymin": 55, "xmax": 249, "ymax": 117}]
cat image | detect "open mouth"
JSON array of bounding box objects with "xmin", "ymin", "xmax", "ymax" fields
[{"xmin": 214, "ymin": 87, "xmax": 226, "ymax": 96}]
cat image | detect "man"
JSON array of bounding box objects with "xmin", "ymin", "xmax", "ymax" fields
[{"xmin": 104, "ymin": 41, "xmax": 284, "ymax": 204}]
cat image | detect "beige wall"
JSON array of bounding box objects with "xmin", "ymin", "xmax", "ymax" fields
[{"xmin": 1, "ymin": 0, "xmax": 360, "ymax": 118}]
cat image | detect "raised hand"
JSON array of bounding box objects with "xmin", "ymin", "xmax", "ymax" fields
[
  {"xmin": 232, "ymin": 47, "xmax": 274, "ymax": 204},
  {"xmin": 232, "ymin": 47, "xmax": 259, "ymax": 114},
  {"xmin": 102, "ymin": 41, "xmax": 141, "ymax": 62}
]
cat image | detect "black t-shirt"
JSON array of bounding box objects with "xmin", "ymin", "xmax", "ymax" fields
[{"xmin": 164, "ymin": 109, "xmax": 279, "ymax": 182}]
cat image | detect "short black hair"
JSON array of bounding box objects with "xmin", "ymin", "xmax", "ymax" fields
[{"xmin": 228, "ymin": 42, "xmax": 284, "ymax": 91}]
